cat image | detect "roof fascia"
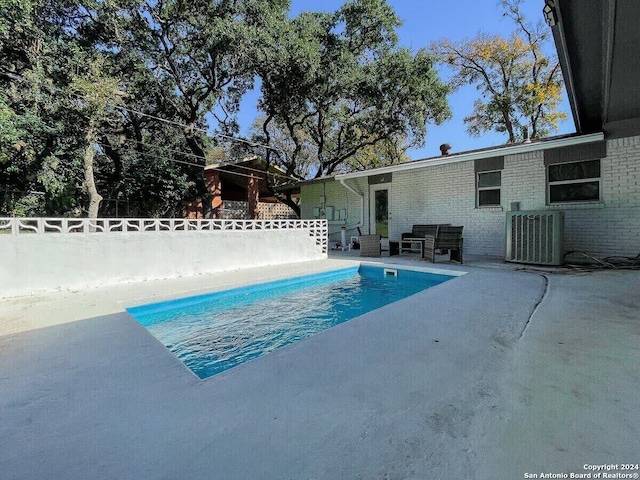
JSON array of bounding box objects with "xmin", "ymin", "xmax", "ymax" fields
[
  {"xmin": 335, "ymin": 133, "xmax": 604, "ymax": 181},
  {"xmin": 551, "ymin": 3, "xmax": 583, "ymax": 133}
]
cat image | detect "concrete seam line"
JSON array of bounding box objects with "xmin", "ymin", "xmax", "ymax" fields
[{"xmin": 519, "ymin": 273, "xmax": 550, "ymax": 339}]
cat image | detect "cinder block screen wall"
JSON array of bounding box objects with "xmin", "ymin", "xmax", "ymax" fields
[{"xmin": 0, "ymin": 224, "xmax": 327, "ymax": 298}]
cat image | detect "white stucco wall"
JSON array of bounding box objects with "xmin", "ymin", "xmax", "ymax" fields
[
  {"xmin": 300, "ymin": 178, "xmax": 368, "ymax": 242},
  {"xmin": 0, "ymin": 229, "xmax": 326, "ymax": 298},
  {"xmin": 300, "ymin": 135, "xmax": 640, "ymax": 258}
]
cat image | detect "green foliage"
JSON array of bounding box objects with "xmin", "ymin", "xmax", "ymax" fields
[
  {"xmin": 345, "ymin": 135, "xmax": 411, "ymax": 171},
  {"xmin": 0, "ymin": 95, "xmax": 21, "ymax": 162},
  {"xmin": 1, "ymin": 0, "xmax": 449, "ymax": 218},
  {"xmin": 252, "ymin": 0, "xmax": 450, "ymax": 183},
  {"xmin": 1, "ymin": 1, "xmax": 87, "ymax": 215},
  {"xmin": 431, "ymin": 0, "xmax": 566, "ymax": 143},
  {"xmin": 0, "ymin": 0, "xmax": 229, "ymax": 216}
]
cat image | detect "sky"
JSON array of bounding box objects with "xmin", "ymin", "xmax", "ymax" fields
[{"xmin": 235, "ymin": 0, "xmax": 575, "ymax": 161}]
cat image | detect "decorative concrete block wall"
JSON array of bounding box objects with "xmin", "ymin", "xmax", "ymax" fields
[{"xmin": 0, "ymin": 219, "xmax": 328, "ymax": 298}]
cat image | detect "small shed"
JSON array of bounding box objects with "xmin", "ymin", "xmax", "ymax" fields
[{"xmin": 183, "ymin": 157, "xmax": 299, "ymax": 219}]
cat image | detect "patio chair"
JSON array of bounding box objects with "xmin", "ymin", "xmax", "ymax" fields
[
  {"xmin": 399, "ymin": 224, "xmax": 439, "ymax": 256},
  {"xmin": 359, "ymin": 234, "xmax": 381, "ymax": 257},
  {"xmin": 424, "ymin": 226, "xmax": 464, "ymax": 263},
  {"xmin": 350, "ymin": 226, "xmax": 363, "ymax": 249}
]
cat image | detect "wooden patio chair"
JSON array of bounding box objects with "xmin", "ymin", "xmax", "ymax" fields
[
  {"xmin": 359, "ymin": 234, "xmax": 381, "ymax": 257},
  {"xmin": 424, "ymin": 226, "xmax": 464, "ymax": 263}
]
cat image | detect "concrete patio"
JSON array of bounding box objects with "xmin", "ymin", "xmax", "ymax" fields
[{"xmin": 1, "ymin": 255, "xmax": 638, "ymax": 479}]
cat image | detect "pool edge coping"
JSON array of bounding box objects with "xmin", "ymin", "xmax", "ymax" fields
[{"xmin": 120, "ymin": 260, "xmax": 466, "ymax": 310}]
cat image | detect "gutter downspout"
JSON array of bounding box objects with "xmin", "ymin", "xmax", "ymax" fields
[{"xmin": 339, "ymin": 178, "xmax": 364, "ymax": 231}]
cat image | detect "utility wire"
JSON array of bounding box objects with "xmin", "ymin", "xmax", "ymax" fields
[
  {"xmin": 9, "ymin": 73, "xmax": 290, "ymax": 163},
  {"xmin": 114, "ymin": 137, "xmax": 298, "ymax": 181},
  {"xmin": 116, "ymin": 138, "xmax": 209, "ymax": 161},
  {"xmin": 12, "ymin": 75, "xmax": 300, "ymax": 182},
  {"xmin": 105, "ymin": 140, "xmax": 294, "ymax": 182},
  {"xmin": 9, "ymin": 73, "xmax": 302, "ymax": 186},
  {"xmin": 96, "ymin": 143, "xmax": 278, "ymax": 181},
  {"xmin": 116, "ymin": 104, "xmax": 284, "ymax": 155},
  {"xmin": 97, "ymin": 143, "xmax": 204, "ymax": 169},
  {"xmin": 110, "ymin": 106, "xmax": 298, "ymax": 181}
]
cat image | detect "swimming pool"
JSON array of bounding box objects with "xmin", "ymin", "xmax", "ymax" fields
[{"xmin": 127, "ymin": 264, "xmax": 455, "ymax": 379}]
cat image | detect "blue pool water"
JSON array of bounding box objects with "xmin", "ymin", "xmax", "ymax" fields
[{"xmin": 127, "ymin": 265, "xmax": 453, "ymax": 379}]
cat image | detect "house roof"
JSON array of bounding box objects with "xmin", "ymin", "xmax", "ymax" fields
[
  {"xmin": 325, "ymin": 132, "xmax": 604, "ymax": 181},
  {"xmin": 300, "ymin": 1, "xmax": 639, "ymax": 186},
  {"xmin": 207, "ymin": 157, "xmax": 296, "ymax": 202},
  {"xmin": 550, "ymin": 0, "xmax": 640, "ymax": 137}
]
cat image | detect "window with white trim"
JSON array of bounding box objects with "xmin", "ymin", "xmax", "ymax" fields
[
  {"xmin": 477, "ymin": 170, "xmax": 501, "ymax": 207},
  {"xmin": 547, "ymin": 159, "xmax": 601, "ymax": 203}
]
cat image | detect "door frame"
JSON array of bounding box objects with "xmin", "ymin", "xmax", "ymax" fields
[{"xmin": 369, "ymin": 182, "xmax": 391, "ymax": 247}]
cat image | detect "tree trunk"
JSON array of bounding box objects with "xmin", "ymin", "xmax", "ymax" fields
[
  {"xmin": 502, "ymin": 111, "xmax": 516, "ymax": 143},
  {"xmin": 100, "ymin": 135, "xmax": 123, "ymax": 183},
  {"xmin": 281, "ymin": 190, "xmax": 300, "ymax": 218},
  {"xmin": 84, "ymin": 126, "xmax": 103, "ymax": 220}
]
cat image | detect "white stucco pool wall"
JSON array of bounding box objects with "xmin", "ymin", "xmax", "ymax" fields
[{"xmin": 0, "ymin": 229, "xmax": 326, "ymax": 298}]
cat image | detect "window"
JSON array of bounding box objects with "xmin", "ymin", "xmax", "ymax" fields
[
  {"xmin": 477, "ymin": 171, "xmax": 501, "ymax": 207},
  {"xmin": 547, "ymin": 159, "xmax": 600, "ymax": 203}
]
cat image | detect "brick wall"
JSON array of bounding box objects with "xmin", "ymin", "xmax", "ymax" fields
[
  {"xmin": 502, "ymin": 138, "xmax": 640, "ymax": 258},
  {"xmin": 560, "ymin": 136, "xmax": 640, "ymax": 257},
  {"xmin": 392, "ymin": 161, "xmax": 505, "ymax": 256},
  {"xmin": 301, "ymin": 135, "xmax": 640, "ymax": 259}
]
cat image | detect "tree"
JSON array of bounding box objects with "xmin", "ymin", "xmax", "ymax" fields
[
  {"xmin": 69, "ymin": 54, "xmax": 127, "ymax": 219},
  {"xmin": 89, "ymin": 0, "xmax": 292, "ymax": 216},
  {"xmin": 1, "ymin": 0, "xmax": 446, "ymax": 219},
  {"xmin": 1, "ymin": 0, "xmax": 281, "ymax": 218},
  {"xmin": 251, "ymin": 0, "xmax": 450, "ymax": 215},
  {"xmin": 246, "ymin": 116, "xmax": 317, "ymax": 179},
  {"xmin": 94, "ymin": 0, "xmax": 289, "ymax": 155},
  {"xmin": 247, "ymin": 118, "xmax": 410, "ymax": 177},
  {"xmin": 0, "ymin": 0, "xmax": 88, "ymax": 216},
  {"xmin": 431, "ymin": 0, "xmax": 566, "ymax": 143},
  {"xmin": 345, "ymin": 134, "xmax": 410, "ymax": 171}
]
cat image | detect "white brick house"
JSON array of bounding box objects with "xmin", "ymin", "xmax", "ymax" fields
[
  {"xmin": 299, "ymin": 0, "xmax": 640, "ymax": 263},
  {"xmin": 299, "ymin": 132, "xmax": 640, "ymax": 260}
]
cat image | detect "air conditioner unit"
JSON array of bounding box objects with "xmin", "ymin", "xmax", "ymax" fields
[{"xmin": 505, "ymin": 210, "xmax": 564, "ymax": 265}]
